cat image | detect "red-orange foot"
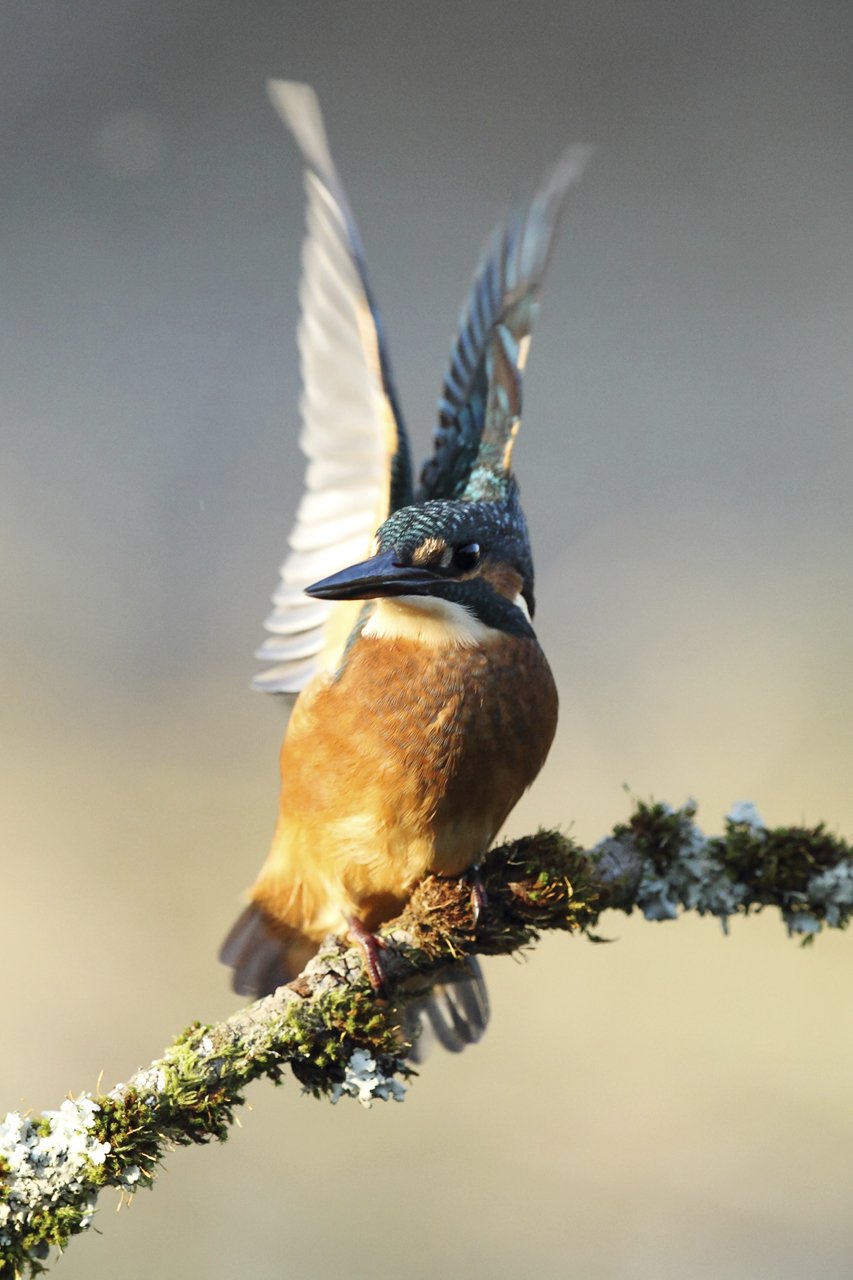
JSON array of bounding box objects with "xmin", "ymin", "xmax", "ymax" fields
[{"xmin": 346, "ymin": 916, "xmax": 388, "ymax": 989}]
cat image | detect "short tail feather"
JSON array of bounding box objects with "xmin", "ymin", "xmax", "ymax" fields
[
  {"xmin": 219, "ymin": 902, "xmax": 318, "ymax": 997},
  {"xmin": 402, "ymin": 958, "xmax": 490, "ymax": 1061}
]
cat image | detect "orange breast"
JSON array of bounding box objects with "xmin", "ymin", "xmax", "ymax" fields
[{"xmin": 252, "ymin": 629, "xmax": 558, "ymax": 940}]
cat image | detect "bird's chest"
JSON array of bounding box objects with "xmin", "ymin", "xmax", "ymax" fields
[{"xmin": 280, "ymin": 628, "xmax": 557, "ymax": 883}]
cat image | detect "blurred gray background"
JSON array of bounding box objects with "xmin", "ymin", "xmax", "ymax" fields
[{"xmin": 2, "ymin": 1, "xmax": 853, "ymax": 1277}]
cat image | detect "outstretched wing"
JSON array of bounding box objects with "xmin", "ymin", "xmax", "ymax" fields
[
  {"xmin": 418, "ymin": 145, "xmax": 591, "ymax": 504},
  {"xmin": 253, "ymin": 81, "xmax": 412, "ymax": 696}
]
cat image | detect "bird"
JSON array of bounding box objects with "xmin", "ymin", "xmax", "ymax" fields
[{"xmin": 220, "ymin": 80, "xmax": 588, "ymax": 1052}]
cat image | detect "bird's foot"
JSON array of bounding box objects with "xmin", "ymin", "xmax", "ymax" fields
[
  {"xmin": 346, "ymin": 916, "xmax": 388, "ymax": 990},
  {"xmin": 464, "ymin": 863, "xmax": 488, "ymax": 928}
]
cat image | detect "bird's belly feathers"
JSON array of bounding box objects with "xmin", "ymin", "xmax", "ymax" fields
[{"xmin": 253, "ymin": 629, "xmax": 558, "ymax": 938}]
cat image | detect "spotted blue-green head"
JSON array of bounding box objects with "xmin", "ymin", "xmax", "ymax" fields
[{"xmin": 306, "ymin": 483, "xmax": 536, "ymax": 630}]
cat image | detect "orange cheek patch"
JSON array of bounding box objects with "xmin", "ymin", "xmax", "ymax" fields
[{"xmin": 480, "ymin": 561, "xmax": 524, "ymax": 601}]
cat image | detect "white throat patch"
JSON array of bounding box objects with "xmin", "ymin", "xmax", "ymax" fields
[
  {"xmin": 513, "ymin": 591, "xmax": 531, "ymax": 622},
  {"xmin": 361, "ymin": 595, "xmax": 491, "ymax": 649}
]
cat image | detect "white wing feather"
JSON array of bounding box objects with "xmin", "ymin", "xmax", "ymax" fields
[{"xmin": 253, "ymin": 81, "xmax": 405, "ymax": 695}]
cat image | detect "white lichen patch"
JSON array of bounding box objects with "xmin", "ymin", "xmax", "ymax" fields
[
  {"xmin": 327, "ymin": 1050, "xmax": 407, "ymax": 1108},
  {"xmin": 805, "ymin": 860, "xmax": 853, "ymax": 930},
  {"xmin": 726, "ymin": 800, "xmax": 766, "ymax": 831},
  {"xmin": 0, "ymin": 1095, "xmax": 107, "ymax": 1247},
  {"xmin": 121, "ymin": 1065, "xmax": 167, "ymax": 1104}
]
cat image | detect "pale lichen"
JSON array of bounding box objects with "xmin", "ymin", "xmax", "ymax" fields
[
  {"xmin": 806, "ymin": 861, "xmax": 853, "ymax": 929},
  {"xmin": 327, "ymin": 1050, "xmax": 408, "ymax": 1107},
  {"xmin": 0, "ymin": 1095, "xmax": 112, "ymax": 1270},
  {"xmin": 726, "ymin": 800, "xmax": 766, "ymax": 831},
  {"xmin": 631, "ymin": 800, "xmax": 748, "ymax": 927}
]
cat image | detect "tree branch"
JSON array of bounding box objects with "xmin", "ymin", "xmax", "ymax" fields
[{"xmin": 2, "ymin": 799, "xmax": 851, "ymax": 1276}]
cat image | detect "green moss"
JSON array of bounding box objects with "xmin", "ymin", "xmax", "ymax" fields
[
  {"xmin": 718, "ymin": 822, "xmax": 850, "ymax": 897},
  {"xmin": 485, "ymin": 829, "xmax": 603, "ymax": 935},
  {"xmin": 21, "ymin": 1205, "xmax": 89, "ymax": 1252},
  {"xmin": 90, "ymin": 1087, "xmax": 161, "ymax": 1182},
  {"xmin": 159, "ymin": 1057, "xmax": 241, "ymax": 1145},
  {"xmin": 714, "ymin": 821, "xmax": 853, "ymax": 934},
  {"xmin": 616, "ymin": 800, "xmax": 693, "ymax": 876},
  {"xmin": 171, "ymin": 1021, "xmax": 205, "ymax": 1048},
  {"xmin": 280, "ymin": 984, "xmax": 407, "ymax": 1097}
]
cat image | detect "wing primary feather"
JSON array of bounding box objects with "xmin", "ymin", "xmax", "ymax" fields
[
  {"xmin": 253, "ymin": 82, "xmax": 414, "ymax": 697},
  {"xmin": 419, "ymin": 144, "xmax": 592, "ymax": 503},
  {"xmin": 267, "ymin": 81, "xmax": 413, "ymax": 512},
  {"xmin": 262, "ymin": 604, "xmax": 332, "ymax": 636}
]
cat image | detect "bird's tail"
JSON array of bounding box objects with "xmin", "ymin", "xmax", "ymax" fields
[
  {"xmin": 219, "ymin": 901, "xmax": 319, "ymax": 997},
  {"xmin": 400, "ymin": 957, "xmax": 490, "ymax": 1061}
]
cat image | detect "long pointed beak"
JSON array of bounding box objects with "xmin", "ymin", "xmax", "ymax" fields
[{"xmin": 305, "ymin": 549, "xmax": 439, "ymax": 601}]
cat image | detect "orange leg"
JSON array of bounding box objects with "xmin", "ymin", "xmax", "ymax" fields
[{"xmin": 346, "ymin": 915, "xmax": 388, "ymax": 989}]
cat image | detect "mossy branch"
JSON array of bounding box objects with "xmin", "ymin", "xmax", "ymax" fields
[{"xmin": 2, "ymin": 799, "xmax": 852, "ymax": 1276}]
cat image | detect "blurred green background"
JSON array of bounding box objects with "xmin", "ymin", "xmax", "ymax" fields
[{"xmin": 3, "ymin": 2, "xmax": 852, "ymax": 1277}]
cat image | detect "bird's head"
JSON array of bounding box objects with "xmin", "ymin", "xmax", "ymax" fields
[{"xmin": 305, "ymin": 488, "xmax": 536, "ymax": 631}]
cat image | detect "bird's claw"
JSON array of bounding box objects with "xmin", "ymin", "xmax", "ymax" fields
[{"xmin": 465, "ymin": 863, "xmax": 488, "ymax": 927}]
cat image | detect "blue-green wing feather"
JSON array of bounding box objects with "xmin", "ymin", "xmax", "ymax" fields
[{"xmin": 418, "ymin": 146, "xmax": 591, "ymax": 504}]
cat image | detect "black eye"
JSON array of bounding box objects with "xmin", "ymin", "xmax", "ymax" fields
[{"xmin": 452, "ymin": 542, "xmax": 481, "ymax": 572}]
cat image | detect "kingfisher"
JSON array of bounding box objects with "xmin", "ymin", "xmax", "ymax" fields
[{"xmin": 220, "ymin": 81, "xmax": 588, "ymax": 1050}]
